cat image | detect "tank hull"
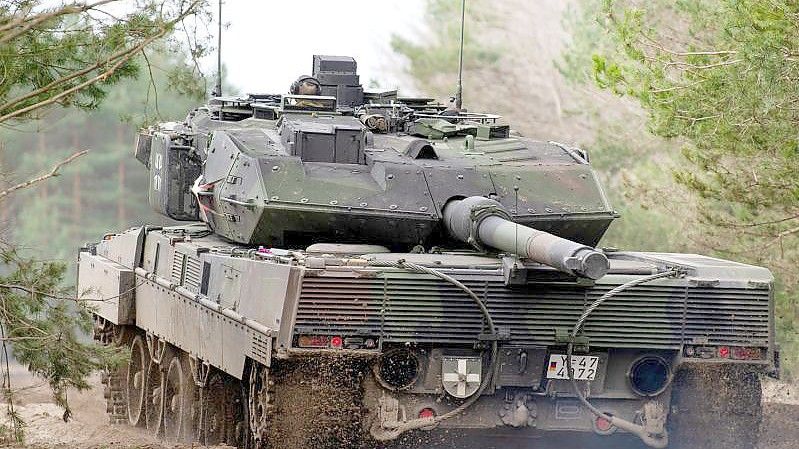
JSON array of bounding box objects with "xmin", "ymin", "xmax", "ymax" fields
[{"xmin": 79, "ymin": 225, "xmax": 777, "ymax": 448}]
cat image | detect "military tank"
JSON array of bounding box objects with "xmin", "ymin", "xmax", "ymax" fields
[{"xmin": 79, "ymin": 55, "xmax": 777, "ymax": 449}]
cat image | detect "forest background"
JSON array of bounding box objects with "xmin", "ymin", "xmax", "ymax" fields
[{"xmin": 3, "ymin": 0, "xmax": 795, "ymax": 378}]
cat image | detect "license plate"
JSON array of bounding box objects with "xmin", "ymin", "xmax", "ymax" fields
[{"xmin": 546, "ymin": 354, "xmax": 599, "ymax": 380}]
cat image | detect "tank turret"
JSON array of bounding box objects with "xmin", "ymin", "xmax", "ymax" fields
[{"xmin": 135, "ymin": 55, "xmax": 616, "ymax": 278}]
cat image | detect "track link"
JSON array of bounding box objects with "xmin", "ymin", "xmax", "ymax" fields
[
  {"xmin": 103, "ymin": 367, "xmax": 128, "ymax": 424},
  {"xmin": 94, "ymin": 317, "xmax": 132, "ymax": 425}
]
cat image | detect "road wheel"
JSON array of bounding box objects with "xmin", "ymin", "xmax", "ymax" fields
[
  {"xmin": 669, "ymin": 366, "xmax": 762, "ymax": 449},
  {"xmin": 145, "ymin": 358, "xmax": 164, "ymax": 437},
  {"xmin": 162, "ymin": 354, "xmax": 197, "ymax": 443},
  {"xmin": 126, "ymin": 334, "xmax": 148, "ymax": 426}
]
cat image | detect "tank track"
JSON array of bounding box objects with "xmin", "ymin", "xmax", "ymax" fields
[
  {"xmin": 200, "ymin": 370, "xmax": 242, "ymax": 445},
  {"xmin": 93, "ymin": 317, "xmax": 131, "ymax": 425},
  {"xmin": 102, "ymin": 367, "xmax": 128, "ymax": 424},
  {"xmin": 94, "ymin": 316, "xmax": 369, "ymax": 447}
]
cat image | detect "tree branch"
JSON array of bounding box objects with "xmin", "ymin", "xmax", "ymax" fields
[
  {"xmin": 0, "ymin": 279, "xmax": 145, "ymax": 303},
  {"xmin": 664, "ymin": 59, "xmax": 743, "ymax": 70},
  {"xmin": 638, "ymin": 38, "xmax": 738, "ymax": 57},
  {"xmin": 0, "ymin": 0, "xmax": 121, "ymax": 44},
  {"xmin": 763, "ymin": 225, "xmax": 799, "ymax": 251},
  {"xmin": 0, "ymin": 283, "xmax": 76, "ymax": 301},
  {"xmin": 0, "ymin": 150, "xmax": 88, "ymax": 201},
  {"xmin": 0, "ymin": 0, "xmax": 202, "ymax": 123},
  {"xmin": 721, "ymin": 212, "xmax": 799, "ymax": 228},
  {"xmin": 0, "ymin": 35, "xmax": 154, "ymax": 114},
  {"xmin": 141, "ymin": 49, "xmax": 162, "ymax": 119}
]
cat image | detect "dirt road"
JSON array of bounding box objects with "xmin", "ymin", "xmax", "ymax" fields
[{"xmin": 3, "ymin": 370, "xmax": 798, "ymax": 449}]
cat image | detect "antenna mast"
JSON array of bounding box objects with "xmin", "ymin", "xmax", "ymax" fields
[
  {"xmin": 213, "ymin": 0, "xmax": 223, "ymax": 97},
  {"xmin": 455, "ymin": 0, "xmax": 466, "ymax": 110}
]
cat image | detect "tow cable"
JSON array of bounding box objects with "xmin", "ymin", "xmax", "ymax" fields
[
  {"xmin": 368, "ymin": 259, "xmax": 500, "ymax": 439},
  {"xmin": 370, "ymin": 259, "xmax": 680, "ymax": 446},
  {"xmin": 566, "ymin": 268, "xmax": 682, "ymax": 449}
]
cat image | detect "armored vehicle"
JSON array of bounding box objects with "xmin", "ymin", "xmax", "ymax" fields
[{"xmin": 79, "ymin": 55, "xmax": 777, "ymax": 449}]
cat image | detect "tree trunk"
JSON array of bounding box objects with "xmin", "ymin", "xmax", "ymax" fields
[
  {"xmin": 71, "ymin": 131, "xmax": 82, "ymax": 235},
  {"xmin": 38, "ymin": 133, "xmax": 48, "ymax": 203},
  {"xmin": 117, "ymin": 125, "xmax": 126, "ymax": 227},
  {"xmin": 0, "ymin": 143, "xmax": 8, "ymax": 226}
]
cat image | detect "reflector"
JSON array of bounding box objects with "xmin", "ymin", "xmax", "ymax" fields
[
  {"xmin": 595, "ymin": 416, "xmax": 613, "ymax": 432},
  {"xmin": 297, "ymin": 335, "xmax": 330, "ymax": 348},
  {"xmin": 419, "ymin": 408, "xmax": 436, "ymax": 419}
]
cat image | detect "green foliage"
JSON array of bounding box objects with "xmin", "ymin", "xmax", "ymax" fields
[
  {"xmin": 567, "ymin": 0, "xmax": 799, "ymax": 376},
  {"xmin": 0, "ymin": 0, "xmax": 207, "ymax": 123},
  {"xmin": 0, "ymin": 1, "xmax": 208, "ymax": 438},
  {"xmin": 590, "ymin": 0, "xmax": 799, "ymax": 242},
  {"xmin": 0, "ymin": 246, "xmax": 124, "ymax": 415}
]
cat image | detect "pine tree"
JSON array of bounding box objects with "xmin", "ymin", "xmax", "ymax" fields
[
  {"xmin": 0, "ymin": 1, "xmax": 207, "ymax": 441},
  {"xmin": 567, "ymin": 0, "xmax": 799, "ymax": 375}
]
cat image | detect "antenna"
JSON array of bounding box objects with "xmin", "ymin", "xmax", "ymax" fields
[
  {"xmin": 455, "ymin": 0, "xmax": 466, "ymax": 110},
  {"xmin": 213, "ymin": 0, "xmax": 223, "ymax": 97}
]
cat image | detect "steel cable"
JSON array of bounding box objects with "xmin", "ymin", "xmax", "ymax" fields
[
  {"xmin": 368, "ymin": 259, "xmax": 499, "ymax": 433},
  {"xmin": 566, "ymin": 269, "xmax": 680, "ymax": 449}
]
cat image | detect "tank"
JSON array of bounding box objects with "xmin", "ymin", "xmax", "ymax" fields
[{"xmin": 80, "ymin": 55, "xmax": 777, "ymax": 449}]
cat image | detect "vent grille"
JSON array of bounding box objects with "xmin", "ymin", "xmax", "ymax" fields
[
  {"xmin": 251, "ymin": 334, "xmax": 270, "ymax": 366},
  {"xmin": 295, "ymin": 273, "xmax": 771, "ymax": 349},
  {"xmin": 184, "ymin": 257, "xmax": 202, "ymax": 292},
  {"xmin": 171, "ymin": 253, "xmax": 186, "ymax": 285}
]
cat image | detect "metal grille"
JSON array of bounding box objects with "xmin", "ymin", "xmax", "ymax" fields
[
  {"xmin": 251, "ymin": 334, "xmax": 270, "ymax": 366},
  {"xmin": 295, "ymin": 272, "xmax": 771, "ymax": 350},
  {"xmin": 183, "ymin": 256, "xmax": 202, "ymax": 292},
  {"xmin": 171, "ymin": 253, "xmax": 186, "ymax": 285}
]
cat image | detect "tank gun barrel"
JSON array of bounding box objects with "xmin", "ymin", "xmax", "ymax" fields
[{"xmin": 443, "ymin": 197, "xmax": 609, "ymax": 279}]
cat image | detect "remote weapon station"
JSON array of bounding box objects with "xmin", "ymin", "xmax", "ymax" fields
[{"xmin": 78, "ymin": 21, "xmax": 776, "ymax": 449}]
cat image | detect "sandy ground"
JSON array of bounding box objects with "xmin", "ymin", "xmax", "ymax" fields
[
  {"xmin": 1, "ymin": 368, "xmax": 185, "ymax": 449},
  {"xmin": 1, "ymin": 368, "xmax": 797, "ymax": 449}
]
